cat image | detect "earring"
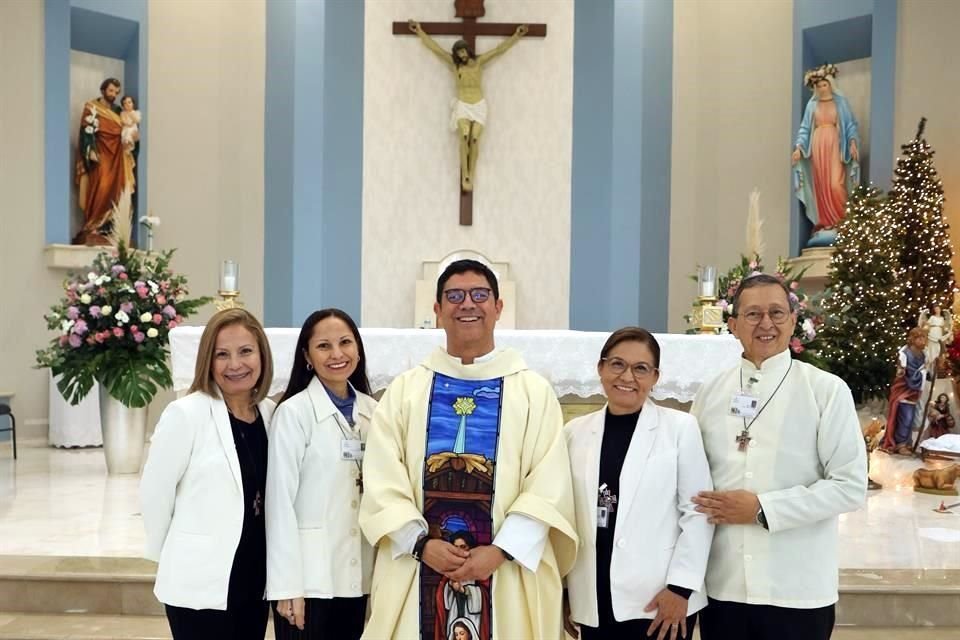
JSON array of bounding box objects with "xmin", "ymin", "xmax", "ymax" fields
[{"xmin": 306, "ymin": 362, "xmax": 314, "ymax": 371}]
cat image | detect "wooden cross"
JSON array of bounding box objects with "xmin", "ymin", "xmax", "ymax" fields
[{"xmin": 392, "ymin": 0, "xmax": 547, "ymax": 225}]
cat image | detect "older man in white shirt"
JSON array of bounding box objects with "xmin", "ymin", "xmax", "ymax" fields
[{"xmin": 690, "ymin": 273, "xmax": 867, "ymax": 640}]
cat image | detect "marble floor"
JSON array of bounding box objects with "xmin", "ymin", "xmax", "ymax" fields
[{"xmin": 0, "ymin": 443, "xmax": 958, "ymax": 567}]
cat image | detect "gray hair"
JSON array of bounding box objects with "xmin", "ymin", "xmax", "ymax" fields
[{"xmin": 730, "ymin": 273, "xmax": 797, "ymax": 315}]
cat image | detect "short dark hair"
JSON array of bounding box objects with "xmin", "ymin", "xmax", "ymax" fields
[
  {"xmin": 279, "ymin": 308, "xmax": 371, "ymax": 404},
  {"xmin": 730, "ymin": 273, "xmax": 796, "ymax": 315},
  {"xmin": 451, "ymin": 40, "xmax": 475, "ymax": 66},
  {"xmin": 100, "ymin": 78, "xmax": 121, "ymax": 93},
  {"xmin": 121, "ymin": 95, "xmax": 136, "ymax": 108},
  {"xmin": 436, "ymin": 259, "xmax": 499, "ymax": 303},
  {"xmin": 599, "ymin": 326, "xmax": 661, "ymax": 369}
]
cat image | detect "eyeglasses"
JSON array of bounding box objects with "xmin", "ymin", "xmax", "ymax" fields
[
  {"xmin": 443, "ymin": 288, "xmax": 493, "ymax": 304},
  {"xmin": 601, "ymin": 357, "xmax": 658, "ymax": 379},
  {"xmin": 736, "ymin": 307, "xmax": 792, "ymax": 325}
]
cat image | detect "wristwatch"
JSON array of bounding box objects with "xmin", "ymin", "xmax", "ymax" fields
[
  {"xmin": 412, "ymin": 534, "xmax": 430, "ymax": 562},
  {"xmin": 755, "ymin": 505, "xmax": 769, "ymax": 530}
]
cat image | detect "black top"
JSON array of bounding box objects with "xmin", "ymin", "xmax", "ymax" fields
[
  {"xmin": 594, "ymin": 408, "xmax": 690, "ymax": 627},
  {"xmin": 227, "ymin": 410, "xmax": 268, "ymax": 605}
]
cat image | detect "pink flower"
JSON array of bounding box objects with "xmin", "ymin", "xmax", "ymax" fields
[
  {"xmin": 73, "ymin": 319, "xmax": 88, "ymax": 335},
  {"xmin": 68, "ymin": 334, "xmax": 82, "ymax": 348},
  {"xmin": 160, "ymin": 281, "xmax": 170, "ymax": 292},
  {"xmin": 120, "ymin": 302, "xmax": 134, "ymax": 314},
  {"xmin": 168, "ymin": 321, "xmax": 178, "ymax": 330},
  {"xmin": 136, "ymin": 287, "xmax": 149, "ymax": 299},
  {"xmin": 98, "ymin": 288, "xmax": 107, "ymax": 296},
  {"xmin": 790, "ymin": 337, "xmax": 804, "ymax": 353},
  {"xmin": 89, "ymin": 305, "xmax": 101, "ymax": 317},
  {"xmin": 790, "ymin": 281, "xmax": 799, "ymax": 290},
  {"xmin": 749, "ymin": 261, "xmax": 758, "ymax": 269},
  {"xmin": 86, "ymin": 335, "xmax": 96, "ymax": 346},
  {"xmin": 789, "ymin": 292, "xmax": 799, "ymax": 304},
  {"xmin": 174, "ymin": 315, "xmax": 183, "ymax": 324},
  {"xmin": 67, "ymin": 306, "xmax": 79, "ymax": 320},
  {"xmin": 112, "ymin": 327, "xmax": 124, "ymax": 338},
  {"xmin": 94, "ymin": 332, "xmax": 107, "ymax": 344},
  {"xmin": 156, "ymin": 295, "xmax": 167, "ymax": 305},
  {"xmin": 162, "ymin": 305, "xmax": 176, "ymax": 318},
  {"xmin": 59, "ymin": 335, "xmax": 68, "ymax": 346},
  {"xmin": 130, "ymin": 324, "xmax": 138, "ymax": 332},
  {"xmin": 133, "ymin": 331, "xmax": 145, "ymax": 343},
  {"xmin": 119, "ymin": 272, "xmax": 129, "ymax": 280},
  {"xmin": 153, "ymin": 313, "xmax": 163, "ymax": 324}
]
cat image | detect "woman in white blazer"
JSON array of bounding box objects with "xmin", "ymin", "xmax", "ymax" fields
[
  {"xmin": 140, "ymin": 308, "xmax": 276, "ymax": 639},
  {"xmin": 266, "ymin": 308, "xmax": 377, "ymax": 639},
  {"xmin": 563, "ymin": 327, "xmax": 714, "ymax": 640}
]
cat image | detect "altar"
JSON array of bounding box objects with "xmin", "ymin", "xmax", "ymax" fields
[{"xmin": 170, "ymin": 328, "xmax": 742, "ymax": 415}]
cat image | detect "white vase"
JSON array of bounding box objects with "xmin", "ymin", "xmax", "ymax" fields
[{"xmin": 98, "ymin": 386, "xmax": 147, "ymax": 474}]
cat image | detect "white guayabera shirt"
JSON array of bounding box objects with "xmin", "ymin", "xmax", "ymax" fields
[{"xmin": 691, "ymin": 348, "xmax": 867, "ymax": 608}]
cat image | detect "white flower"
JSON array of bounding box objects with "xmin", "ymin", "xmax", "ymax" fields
[
  {"xmin": 79, "ymin": 293, "xmax": 92, "ymax": 304},
  {"xmin": 115, "ymin": 310, "xmax": 129, "ymax": 324},
  {"xmin": 100, "ymin": 305, "xmax": 112, "ymax": 316},
  {"xmin": 148, "ymin": 280, "xmax": 159, "ymax": 293},
  {"xmin": 146, "ymin": 328, "xmax": 159, "ymax": 338},
  {"xmin": 87, "ymin": 272, "xmax": 97, "ymax": 282},
  {"xmin": 60, "ymin": 319, "xmax": 75, "ymax": 334},
  {"xmin": 140, "ymin": 312, "xmax": 152, "ymax": 323}
]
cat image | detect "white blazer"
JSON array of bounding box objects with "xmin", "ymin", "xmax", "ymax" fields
[
  {"xmin": 265, "ymin": 377, "xmax": 377, "ymax": 600},
  {"xmin": 564, "ymin": 401, "xmax": 714, "ymax": 626},
  {"xmin": 140, "ymin": 391, "xmax": 276, "ymax": 610}
]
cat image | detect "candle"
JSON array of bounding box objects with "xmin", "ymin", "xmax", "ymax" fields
[
  {"xmin": 221, "ymin": 260, "xmax": 239, "ymax": 293},
  {"xmin": 698, "ymin": 265, "xmax": 717, "ymax": 298}
]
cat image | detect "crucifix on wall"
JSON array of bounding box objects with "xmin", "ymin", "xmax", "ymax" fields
[{"xmin": 392, "ymin": 0, "xmax": 547, "ymax": 225}]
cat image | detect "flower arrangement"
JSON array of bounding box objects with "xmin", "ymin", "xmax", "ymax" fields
[
  {"xmin": 945, "ymin": 333, "xmax": 960, "ymax": 381},
  {"xmin": 36, "ymin": 243, "xmax": 211, "ymax": 408},
  {"xmin": 686, "ymin": 253, "xmax": 824, "ymax": 362}
]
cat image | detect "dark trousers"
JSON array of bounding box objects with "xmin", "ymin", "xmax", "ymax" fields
[
  {"xmin": 165, "ymin": 601, "xmax": 269, "ymax": 640},
  {"xmin": 272, "ymin": 596, "xmax": 367, "ymax": 640},
  {"xmin": 580, "ymin": 613, "xmax": 697, "ymax": 640},
  {"xmin": 699, "ymin": 598, "xmax": 835, "ymax": 640}
]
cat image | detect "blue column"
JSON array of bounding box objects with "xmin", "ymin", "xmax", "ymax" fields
[
  {"xmin": 44, "ymin": 0, "xmax": 71, "ymax": 245},
  {"xmin": 570, "ymin": 0, "xmax": 673, "ymax": 331},
  {"xmin": 264, "ymin": 0, "xmax": 365, "ymax": 327}
]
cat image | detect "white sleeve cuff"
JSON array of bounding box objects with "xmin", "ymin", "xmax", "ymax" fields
[
  {"xmin": 389, "ymin": 521, "xmax": 427, "ymax": 559},
  {"xmin": 493, "ymin": 513, "xmax": 548, "ymax": 572}
]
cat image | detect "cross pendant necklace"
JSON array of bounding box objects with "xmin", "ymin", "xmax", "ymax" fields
[
  {"xmin": 356, "ymin": 473, "xmax": 364, "ymax": 495},
  {"xmin": 736, "ymin": 359, "xmax": 793, "ymax": 452},
  {"xmin": 253, "ymin": 490, "xmax": 263, "ymax": 517}
]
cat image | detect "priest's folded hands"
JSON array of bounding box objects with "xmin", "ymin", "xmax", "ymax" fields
[
  {"xmin": 421, "ymin": 538, "xmax": 470, "ymax": 574},
  {"xmin": 691, "ymin": 490, "xmax": 761, "ymax": 525},
  {"xmin": 444, "ymin": 544, "xmax": 507, "ymax": 582}
]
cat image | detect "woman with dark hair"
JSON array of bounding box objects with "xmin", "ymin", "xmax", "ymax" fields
[
  {"xmin": 564, "ymin": 327, "xmax": 714, "ymax": 640},
  {"xmin": 141, "ymin": 308, "xmax": 275, "ymax": 639},
  {"xmin": 265, "ymin": 309, "xmax": 376, "ymax": 639}
]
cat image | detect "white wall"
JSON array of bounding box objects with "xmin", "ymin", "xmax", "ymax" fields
[
  {"xmin": 361, "ymin": 0, "xmax": 574, "ymax": 329},
  {"xmin": 669, "ymin": 0, "xmax": 794, "ymax": 331}
]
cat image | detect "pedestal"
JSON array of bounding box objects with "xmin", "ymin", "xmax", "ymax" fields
[{"xmin": 785, "ymin": 246, "xmax": 834, "ymax": 296}]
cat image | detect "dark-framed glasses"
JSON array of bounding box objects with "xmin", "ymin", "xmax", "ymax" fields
[
  {"xmin": 738, "ymin": 308, "xmax": 791, "ymax": 325},
  {"xmin": 602, "ymin": 357, "xmax": 658, "ymax": 378},
  {"xmin": 443, "ymin": 287, "xmax": 493, "ymax": 304}
]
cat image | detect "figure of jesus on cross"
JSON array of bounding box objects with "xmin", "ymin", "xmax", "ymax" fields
[{"xmin": 408, "ymin": 19, "xmax": 527, "ymax": 194}]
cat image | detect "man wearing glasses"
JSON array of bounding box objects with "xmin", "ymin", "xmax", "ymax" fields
[
  {"xmin": 359, "ymin": 259, "xmax": 577, "ymax": 640},
  {"xmin": 689, "ymin": 273, "xmax": 866, "ymax": 640}
]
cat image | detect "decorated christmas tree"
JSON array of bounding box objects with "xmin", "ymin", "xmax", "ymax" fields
[
  {"xmin": 818, "ymin": 185, "xmax": 902, "ymax": 401},
  {"xmin": 889, "ymin": 117, "xmax": 955, "ymax": 331}
]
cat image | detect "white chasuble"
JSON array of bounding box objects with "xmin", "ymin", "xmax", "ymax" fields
[{"xmin": 359, "ymin": 348, "xmax": 578, "ymax": 640}]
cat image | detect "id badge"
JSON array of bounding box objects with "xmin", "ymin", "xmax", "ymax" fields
[
  {"xmin": 597, "ymin": 506, "xmax": 610, "ymax": 529},
  {"xmin": 729, "ymin": 392, "xmax": 759, "ymax": 418},
  {"xmin": 340, "ymin": 438, "xmax": 364, "ymax": 461}
]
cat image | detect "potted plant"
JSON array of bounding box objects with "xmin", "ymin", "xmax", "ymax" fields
[{"xmin": 36, "ymin": 243, "xmax": 210, "ymax": 473}]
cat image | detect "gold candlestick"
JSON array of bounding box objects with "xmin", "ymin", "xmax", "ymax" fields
[{"xmin": 216, "ymin": 290, "xmax": 244, "ymax": 311}]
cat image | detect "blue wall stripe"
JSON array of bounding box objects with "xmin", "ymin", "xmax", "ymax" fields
[
  {"xmin": 264, "ymin": 0, "xmax": 364, "ymax": 328},
  {"xmin": 45, "ymin": 0, "xmax": 71, "ymax": 245},
  {"xmin": 570, "ymin": 0, "xmax": 672, "ymax": 332},
  {"xmin": 870, "ymin": 0, "xmax": 897, "ymax": 193}
]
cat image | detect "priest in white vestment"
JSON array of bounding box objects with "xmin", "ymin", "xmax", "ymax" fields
[
  {"xmin": 359, "ymin": 259, "xmax": 578, "ymax": 640},
  {"xmin": 690, "ymin": 274, "xmax": 866, "ymax": 640}
]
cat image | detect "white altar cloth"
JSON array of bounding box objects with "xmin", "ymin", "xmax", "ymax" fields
[{"xmin": 170, "ymin": 328, "xmax": 742, "ymax": 402}]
